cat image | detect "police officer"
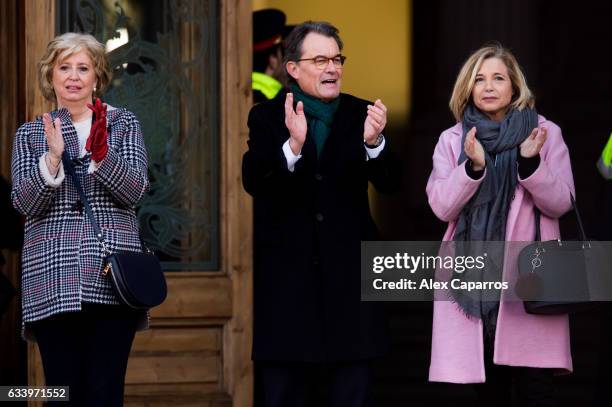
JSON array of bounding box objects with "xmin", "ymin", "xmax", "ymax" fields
[{"xmin": 252, "ymin": 9, "xmax": 289, "ymax": 103}]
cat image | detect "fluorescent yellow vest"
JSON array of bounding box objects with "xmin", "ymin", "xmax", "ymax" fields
[
  {"xmin": 252, "ymin": 72, "xmax": 283, "ymax": 100},
  {"xmin": 597, "ymin": 131, "xmax": 612, "ymax": 179}
]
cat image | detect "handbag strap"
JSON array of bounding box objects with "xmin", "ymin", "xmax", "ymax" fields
[
  {"xmin": 61, "ymin": 152, "xmax": 111, "ymax": 255},
  {"xmin": 61, "ymin": 152, "xmax": 105, "ymax": 247},
  {"xmin": 534, "ymin": 207, "xmax": 541, "ymax": 242},
  {"xmin": 533, "ymin": 194, "xmax": 587, "ymax": 242},
  {"xmin": 62, "ymin": 151, "xmax": 150, "ymax": 255}
]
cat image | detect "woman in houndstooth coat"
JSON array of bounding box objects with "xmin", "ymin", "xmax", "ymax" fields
[{"xmin": 11, "ymin": 32, "xmax": 149, "ymax": 406}]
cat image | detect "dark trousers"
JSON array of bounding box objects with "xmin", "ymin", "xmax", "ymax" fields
[
  {"xmin": 29, "ymin": 303, "xmax": 141, "ymax": 407},
  {"xmin": 259, "ymin": 361, "xmax": 370, "ymax": 407},
  {"xmin": 474, "ymin": 342, "xmax": 556, "ymax": 407}
]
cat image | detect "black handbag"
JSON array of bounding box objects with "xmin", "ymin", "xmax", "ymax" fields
[
  {"xmin": 63, "ymin": 152, "xmax": 167, "ymax": 310},
  {"xmin": 517, "ymin": 195, "xmax": 602, "ymax": 315}
]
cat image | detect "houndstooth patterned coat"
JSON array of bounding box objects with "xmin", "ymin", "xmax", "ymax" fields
[{"xmin": 11, "ymin": 107, "xmax": 149, "ymax": 340}]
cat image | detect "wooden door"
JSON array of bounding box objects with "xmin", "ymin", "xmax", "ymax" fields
[
  {"xmin": 22, "ymin": 0, "xmax": 253, "ymax": 406},
  {"xmin": 0, "ymin": 0, "xmax": 27, "ymax": 388}
]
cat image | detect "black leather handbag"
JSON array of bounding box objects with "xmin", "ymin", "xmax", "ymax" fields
[
  {"xmin": 63, "ymin": 152, "xmax": 167, "ymax": 310},
  {"xmin": 517, "ymin": 195, "xmax": 602, "ymax": 315}
]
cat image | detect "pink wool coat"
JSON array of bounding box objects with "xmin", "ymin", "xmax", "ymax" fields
[{"xmin": 426, "ymin": 116, "xmax": 575, "ymax": 383}]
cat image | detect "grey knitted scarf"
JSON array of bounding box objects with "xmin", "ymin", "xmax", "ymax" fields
[{"xmin": 452, "ymin": 103, "xmax": 538, "ymax": 338}]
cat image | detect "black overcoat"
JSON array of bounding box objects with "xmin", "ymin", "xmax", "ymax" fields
[{"xmin": 242, "ymin": 92, "xmax": 400, "ymax": 362}]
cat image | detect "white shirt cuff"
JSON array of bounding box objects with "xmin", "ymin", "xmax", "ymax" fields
[
  {"xmin": 282, "ymin": 140, "xmax": 302, "ymax": 172},
  {"xmin": 364, "ymin": 135, "xmax": 386, "ymax": 160},
  {"xmin": 39, "ymin": 153, "xmax": 65, "ymax": 188}
]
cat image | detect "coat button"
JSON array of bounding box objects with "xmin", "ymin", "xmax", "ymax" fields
[
  {"xmin": 315, "ymin": 173, "xmax": 323, "ymax": 181},
  {"xmin": 315, "ymin": 213, "xmax": 324, "ymax": 222}
]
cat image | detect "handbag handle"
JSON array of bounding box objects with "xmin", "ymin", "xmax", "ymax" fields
[{"xmin": 533, "ymin": 194, "xmax": 587, "ymax": 242}]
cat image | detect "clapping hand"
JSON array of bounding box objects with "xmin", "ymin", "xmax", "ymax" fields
[
  {"xmin": 464, "ymin": 126, "xmax": 485, "ymax": 171},
  {"xmin": 520, "ymin": 127, "xmax": 547, "ymax": 158},
  {"xmin": 43, "ymin": 113, "xmax": 64, "ymax": 173},
  {"xmin": 284, "ymin": 92, "xmax": 307, "ymax": 155},
  {"xmin": 364, "ymin": 99, "xmax": 387, "ymax": 145}
]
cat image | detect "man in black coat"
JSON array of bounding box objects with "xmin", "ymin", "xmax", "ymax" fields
[{"xmin": 242, "ymin": 21, "xmax": 400, "ymax": 407}]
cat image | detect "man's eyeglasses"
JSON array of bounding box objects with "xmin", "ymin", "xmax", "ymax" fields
[{"xmin": 296, "ymin": 55, "xmax": 347, "ymax": 69}]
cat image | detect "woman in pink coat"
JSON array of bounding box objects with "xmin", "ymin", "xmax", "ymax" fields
[{"xmin": 426, "ymin": 44, "xmax": 575, "ymax": 406}]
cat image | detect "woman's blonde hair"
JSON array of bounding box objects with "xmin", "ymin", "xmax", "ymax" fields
[
  {"xmin": 449, "ymin": 43, "xmax": 534, "ymax": 122},
  {"xmin": 38, "ymin": 32, "xmax": 112, "ymax": 102}
]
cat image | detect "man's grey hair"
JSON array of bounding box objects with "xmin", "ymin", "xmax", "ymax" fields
[{"xmin": 283, "ymin": 21, "xmax": 343, "ymax": 67}]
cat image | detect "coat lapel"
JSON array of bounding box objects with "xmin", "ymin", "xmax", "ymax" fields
[{"xmin": 51, "ymin": 106, "xmax": 119, "ymax": 161}]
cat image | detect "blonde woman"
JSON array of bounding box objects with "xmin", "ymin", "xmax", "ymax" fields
[
  {"xmin": 11, "ymin": 32, "xmax": 149, "ymax": 406},
  {"xmin": 426, "ymin": 44, "xmax": 574, "ymax": 406}
]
